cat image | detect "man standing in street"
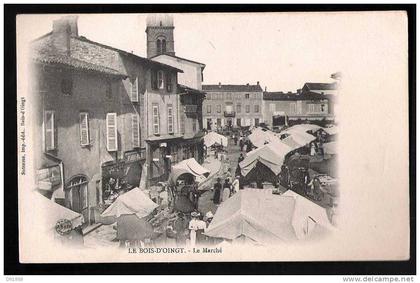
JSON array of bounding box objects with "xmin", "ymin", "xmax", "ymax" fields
[{"xmin": 213, "ymin": 178, "xmax": 222, "ymax": 204}]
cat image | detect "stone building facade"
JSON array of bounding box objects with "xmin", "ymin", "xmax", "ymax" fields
[
  {"xmin": 262, "ymin": 82, "xmax": 337, "ymax": 128},
  {"xmin": 202, "ymin": 83, "xmax": 264, "ymax": 130},
  {"xmin": 30, "ymin": 16, "xmax": 182, "ymax": 225}
]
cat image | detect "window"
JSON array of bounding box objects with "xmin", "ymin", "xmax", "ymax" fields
[
  {"xmin": 216, "ymin": 105, "xmax": 221, "ymax": 113},
  {"xmin": 167, "ymin": 105, "xmax": 174, "ymax": 134},
  {"xmin": 131, "ymin": 113, "xmax": 140, "ymax": 148},
  {"xmin": 308, "ymin": 104, "xmax": 315, "ymax": 113},
  {"xmin": 254, "ymin": 93, "xmax": 259, "ymax": 99},
  {"xmin": 321, "ymin": 104, "xmax": 326, "ymax": 112},
  {"xmin": 226, "ymin": 93, "xmax": 232, "ymax": 100},
  {"xmin": 207, "ymin": 105, "xmax": 211, "ymax": 113},
  {"xmin": 151, "ymin": 70, "xmax": 158, "ymax": 90},
  {"xmin": 131, "ymin": 77, "xmax": 138, "ymax": 102},
  {"xmin": 245, "ymin": 93, "xmax": 250, "ymax": 99},
  {"xmin": 246, "ymin": 105, "xmax": 250, "ymax": 113},
  {"xmin": 106, "ymin": 81, "xmax": 112, "ymax": 99},
  {"xmin": 290, "ymin": 103, "xmax": 296, "ymax": 114},
  {"xmin": 255, "ymin": 118, "xmax": 260, "ymax": 126},
  {"xmin": 162, "ymin": 39, "xmax": 167, "ymax": 53},
  {"xmin": 269, "ymin": 103, "xmax": 276, "ymax": 112},
  {"xmin": 79, "ymin": 112, "xmax": 89, "ymax": 146},
  {"xmin": 156, "ymin": 39, "xmax": 162, "ymax": 54},
  {"xmin": 152, "ymin": 105, "xmax": 160, "ymax": 135},
  {"xmin": 61, "ymin": 76, "xmax": 72, "ymax": 96},
  {"xmin": 166, "ymin": 73, "xmax": 172, "ymax": 92},
  {"xmin": 106, "ymin": 113, "xmax": 118, "ymax": 151},
  {"xmin": 206, "ymin": 93, "xmax": 211, "ymax": 100},
  {"xmin": 254, "ymin": 105, "xmax": 260, "ymax": 113},
  {"xmin": 180, "ymin": 114, "xmax": 185, "ymax": 134},
  {"xmin": 236, "ymin": 104, "xmax": 241, "ymax": 113},
  {"xmin": 192, "ymin": 119, "xmax": 197, "ymax": 132},
  {"xmin": 44, "ymin": 111, "xmax": 55, "ymax": 151},
  {"xmin": 158, "ymin": 71, "xmax": 164, "ymax": 89},
  {"xmin": 217, "ymin": 118, "xmax": 221, "ymax": 126}
]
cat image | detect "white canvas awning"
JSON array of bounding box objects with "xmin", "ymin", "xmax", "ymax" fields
[
  {"xmin": 172, "ymin": 158, "xmax": 210, "ymax": 177},
  {"xmin": 33, "ymin": 192, "xmax": 84, "ymax": 231},
  {"xmin": 240, "ymin": 140, "xmax": 293, "ymax": 177},
  {"xmin": 101, "ymin": 187, "xmax": 158, "ymax": 218},
  {"xmin": 204, "ymin": 132, "xmax": 228, "ymax": 147},
  {"xmin": 205, "ymin": 189, "xmax": 334, "ymax": 244}
]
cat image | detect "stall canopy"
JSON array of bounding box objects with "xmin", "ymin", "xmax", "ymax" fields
[
  {"xmin": 281, "ymin": 132, "xmax": 316, "ymax": 149},
  {"xmin": 33, "ymin": 191, "xmax": 84, "ymax": 231},
  {"xmin": 248, "ymin": 127, "xmax": 279, "ymax": 148},
  {"xmin": 172, "ymin": 158, "xmax": 210, "ymax": 178},
  {"xmin": 323, "ymin": 141, "xmax": 338, "ymax": 155},
  {"xmin": 280, "ymin": 190, "xmax": 335, "ymax": 239},
  {"xmin": 322, "ymin": 126, "xmax": 338, "ymax": 136},
  {"xmin": 240, "ymin": 140, "xmax": 293, "ymax": 177},
  {"xmin": 168, "ymin": 168, "xmax": 195, "ymax": 187},
  {"xmin": 204, "ymin": 132, "xmax": 228, "ymax": 147},
  {"xmin": 205, "ymin": 189, "xmax": 333, "ymax": 244},
  {"xmin": 101, "ymin": 187, "xmax": 158, "ymax": 218},
  {"xmin": 283, "ymin": 124, "xmax": 322, "ymax": 135}
]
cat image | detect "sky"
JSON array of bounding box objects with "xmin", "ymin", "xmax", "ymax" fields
[{"xmin": 19, "ymin": 13, "xmax": 354, "ymax": 91}]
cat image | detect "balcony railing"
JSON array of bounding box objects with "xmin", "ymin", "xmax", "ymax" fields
[{"xmin": 224, "ymin": 111, "xmax": 236, "ymax": 117}]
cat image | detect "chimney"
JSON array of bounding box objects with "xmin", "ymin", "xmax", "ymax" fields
[
  {"xmin": 246, "ymin": 83, "xmax": 249, "ymax": 86},
  {"xmin": 264, "ymin": 86, "xmax": 267, "ymax": 92},
  {"xmin": 52, "ymin": 17, "xmax": 71, "ymax": 55},
  {"xmin": 257, "ymin": 81, "xmax": 260, "ymax": 85},
  {"xmin": 63, "ymin": 15, "xmax": 79, "ymax": 37},
  {"xmin": 297, "ymin": 88, "xmax": 302, "ymax": 95},
  {"xmin": 218, "ymin": 82, "xmax": 221, "ymax": 88}
]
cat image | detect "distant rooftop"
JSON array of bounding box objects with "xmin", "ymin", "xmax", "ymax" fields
[
  {"xmin": 263, "ymin": 91, "xmax": 333, "ymax": 101},
  {"xmin": 303, "ymin": 82, "xmax": 337, "ymax": 91},
  {"xmin": 203, "ymin": 83, "xmax": 263, "ymax": 92}
]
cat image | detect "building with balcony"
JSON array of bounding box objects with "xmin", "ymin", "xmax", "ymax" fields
[
  {"xmin": 202, "ymin": 82, "xmax": 264, "ymax": 130},
  {"xmin": 148, "ymin": 14, "xmax": 207, "ymax": 168}
]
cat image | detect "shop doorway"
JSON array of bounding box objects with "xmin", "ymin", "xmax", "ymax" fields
[{"xmin": 66, "ymin": 175, "xmax": 89, "ymax": 224}]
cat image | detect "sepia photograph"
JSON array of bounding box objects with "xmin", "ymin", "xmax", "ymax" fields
[{"xmin": 10, "ymin": 5, "xmax": 413, "ymax": 271}]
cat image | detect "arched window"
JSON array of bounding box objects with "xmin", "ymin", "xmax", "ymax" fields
[
  {"xmin": 66, "ymin": 175, "xmax": 89, "ymax": 216},
  {"xmin": 161, "ymin": 39, "xmax": 167, "ymax": 54},
  {"xmin": 156, "ymin": 39, "xmax": 162, "ymax": 54}
]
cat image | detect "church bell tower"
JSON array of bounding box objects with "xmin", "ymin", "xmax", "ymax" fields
[{"xmin": 145, "ymin": 14, "xmax": 175, "ymax": 58}]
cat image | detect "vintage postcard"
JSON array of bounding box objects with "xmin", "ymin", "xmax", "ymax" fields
[{"xmin": 16, "ymin": 11, "xmax": 410, "ymax": 263}]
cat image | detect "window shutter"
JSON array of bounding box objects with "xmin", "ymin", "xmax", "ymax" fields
[
  {"xmin": 132, "ymin": 113, "xmax": 140, "ymax": 148},
  {"xmin": 106, "ymin": 113, "xmax": 118, "ymax": 151},
  {"xmin": 131, "ymin": 77, "xmax": 139, "ymax": 102},
  {"xmin": 152, "ymin": 105, "xmax": 160, "ymax": 135},
  {"xmin": 167, "ymin": 105, "xmax": 173, "ymax": 133},
  {"xmin": 166, "ymin": 74, "xmax": 172, "ymax": 92},
  {"xmin": 44, "ymin": 111, "xmax": 55, "ymax": 151},
  {"xmin": 79, "ymin": 112, "xmax": 89, "ymax": 146},
  {"xmin": 151, "ymin": 71, "xmax": 158, "ymax": 90},
  {"xmin": 158, "ymin": 71, "xmax": 164, "ymax": 89}
]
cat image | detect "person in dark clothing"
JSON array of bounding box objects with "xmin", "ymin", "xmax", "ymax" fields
[
  {"xmin": 234, "ymin": 135, "xmax": 238, "ymax": 145},
  {"xmin": 238, "ymin": 153, "xmax": 245, "ymax": 163},
  {"xmin": 213, "ymin": 178, "xmax": 222, "ymax": 204},
  {"xmin": 173, "ymin": 213, "xmax": 188, "ymax": 247},
  {"xmin": 239, "ymin": 139, "xmax": 244, "ymax": 152}
]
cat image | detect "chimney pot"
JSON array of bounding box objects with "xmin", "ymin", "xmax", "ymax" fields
[
  {"xmin": 264, "ymin": 86, "xmax": 267, "ymax": 91},
  {"xmin": 257, "ymin": 81, "xmax": 260, "ymax": 85},
  {"xmin": 218, "ymin": 82, "xmax": 221, "ymax": 88}
]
